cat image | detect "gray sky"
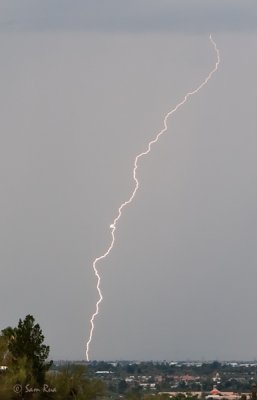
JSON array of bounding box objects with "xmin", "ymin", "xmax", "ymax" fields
[
  {"xmin": 0, "ymin": 1, "xmax": 257, "ymax": 361},
  {"xmin": 0, "ymin": 1, "xmax": 256, "ymax": 34}
]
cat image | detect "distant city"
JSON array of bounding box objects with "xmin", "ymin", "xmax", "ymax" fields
[{"xmin": 50, "ymin": 360, "xmax": 257, "ymax": 399}]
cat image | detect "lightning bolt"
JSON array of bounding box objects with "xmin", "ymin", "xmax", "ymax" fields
[{"xmin": 86, "ymin": 35, "xmax": 220, "ymax": 361}]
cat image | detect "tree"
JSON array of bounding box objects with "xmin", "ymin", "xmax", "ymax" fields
[
  {"xmin": 118, "ymin": 379, "xmax": 128, "ymax": 394},
  {"xmin": 47, "ymin": 364, "xmax": 106, "ymax": 400},
  {"xmin": 2, "ymin": 314, "xmax": 52, "ymax": 385},
  {"xmin": 0, "ymin": 335, "xmax": 10, "ymax": 365}
]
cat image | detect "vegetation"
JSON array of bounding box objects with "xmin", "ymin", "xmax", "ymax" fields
[
  {"xmin": 0, "ymin": 315, "xmax": 105, "ymax": 399},
  {"xmin": 44, "ymin": 364, "xmax": 105, "ymax": 400},
  {"xmin": 2, "ymin": 315, "xmax": 52, "ymax": 385}
]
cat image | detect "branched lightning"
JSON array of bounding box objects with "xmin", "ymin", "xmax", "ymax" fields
[{"xmin": 86, "ymin": 35, "xmax": 220, "ymax": 361}]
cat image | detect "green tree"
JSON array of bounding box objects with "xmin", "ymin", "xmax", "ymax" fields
[
  {"xmin": 118, "ymin": 379, "xmax": 128, "ymax": 394},
  {"xmin": 2, "ymin": 314, "xmax": 52, "ymax": 386},
  {"xmin": 0, "ymin": 335, "xmax": 10, "ymax": 365},
  {"xmin": 47, "ymin": 364, "xmax": 105, "ymax": 400}
]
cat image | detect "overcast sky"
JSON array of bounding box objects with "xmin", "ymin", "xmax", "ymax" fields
[
  {"xmin": 0, "ymin": 1, "xmax": 257, "ymax": 361},
  {"xmin": 0, "ymin": 1, "xmax": 257, "ymax": 33}
]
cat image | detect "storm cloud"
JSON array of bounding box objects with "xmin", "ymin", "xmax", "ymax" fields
[{"xmin": 0, "ymin": 0, "xmax": 256, "ymax": 34}]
